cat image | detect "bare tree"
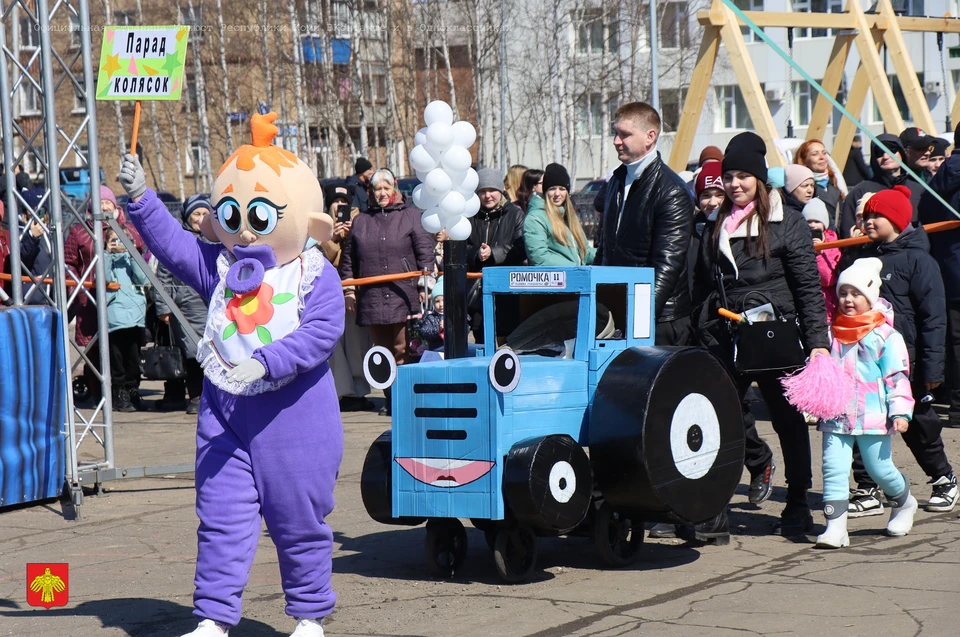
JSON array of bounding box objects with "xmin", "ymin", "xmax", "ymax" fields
[
  {"xmin": 215, "ymin": 0, "xmax": 234, "ymax": 148},
  {"xmin": 165, "ymin": 103, "xmax": 186, "ymax": 199},
  {"xmin": 186, "ymin": 0, "xmax": 213, "ymax": 189},
  {"xmin": 101, "ymin": 0, "xmax": 126, "ymax": 162}
]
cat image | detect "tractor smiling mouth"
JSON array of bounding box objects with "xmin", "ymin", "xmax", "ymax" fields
[{"xmin": 396, "ymin": 457, "xmax": 495, "ymax": 488}]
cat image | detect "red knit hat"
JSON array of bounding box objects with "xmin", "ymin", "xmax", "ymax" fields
[
  {"xmin": 695, "ymin": 162, "xmax": 724, "ymax": 198},
  {"xmin": 863, "ymin": 184, "xmax": 913, "ymax": 232}
]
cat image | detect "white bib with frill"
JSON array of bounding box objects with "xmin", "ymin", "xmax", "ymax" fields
[{"xmin": 197, "ymin": 248, "xmax": 326, "ymax": 396}]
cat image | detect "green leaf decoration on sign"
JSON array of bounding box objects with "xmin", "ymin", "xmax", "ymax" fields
[
  {"xmin": 222, "ymin": 322, "xmax": 238, "ymax": 340},
  {"xmin": 272, "ymin": 292, "xmax": 295, "ymax": 305},
  {"xmin": 225, "ymin": 288, "xmax": 234, "ymax": 299},
  {"xmin": 257, "ymin": 325, "xmax": 273, "ymax": 345}
]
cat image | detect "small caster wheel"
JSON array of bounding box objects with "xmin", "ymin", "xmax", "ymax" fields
[
  {"xmin": 424, "ymin": 519, "xmax": 467, "ymax": 577},
  {"xmin": 493, "ymin": 525, "xmax": 537, "ymax": 582},
  {"xmin": 593, "ymin": 503, "xmax": 644, "ymax": 567}
]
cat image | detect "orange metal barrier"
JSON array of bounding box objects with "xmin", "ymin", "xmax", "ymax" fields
[
  {"xmin": 0, "ymin": 272, "xmax": 121, "ymax": 291},
  {"xmin": 815, "ymin": 220, "xmax": 960, "ymax": 251}
]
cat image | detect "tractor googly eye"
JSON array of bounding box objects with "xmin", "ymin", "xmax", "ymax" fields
[
  {"xmin": 489, "ymin": 349, "xmax": 521, "ymax": 393},
  {"xmin": 363, "ymin": 346, "xmax": 397, "ymax": 390}
]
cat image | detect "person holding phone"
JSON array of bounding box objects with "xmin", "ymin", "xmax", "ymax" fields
[
  {"xmin": 103, "ymin": 227, "xmax": 150, "ymax": 412},
  {"xmin": 318, "ymin": 182, "xmax": 374, "ymax": 413},
  {"xmin": 803, "ymin": 198, "xmax": 842, "ymax": 321}
]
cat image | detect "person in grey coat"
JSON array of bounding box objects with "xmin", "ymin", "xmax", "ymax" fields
[{"xmin": 154, "ymin": 194, "xmax": 211, "ymax": 414}]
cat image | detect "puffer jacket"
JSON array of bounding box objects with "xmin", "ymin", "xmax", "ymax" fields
[
  {"xmin": 338, "ymin": 195, "xmax": 436, "ymax": 326},
  {"xmin": 64, "ymin": 209, "xmax": 145, "ymax": 345},
  {"xmin": 694, "ymin": 189, "xmax": 830, "ymax": 360},
  {"xmin": 849, "ymin": 225, "xmax": 946, "ymax": 384},
  {"xmin": 819, "ymin": 299, "xmax": 914, "ymax": 435},
  {"xmin": 523, "ymin": 195, "xmax": 596, "ymax": 266},
  {"xmin": 816, "ymin": 229, "xmax": 842, "ymax": 320},
  {"xmin": 104, "ymin": 250, "xmax": 150, "ymax": 332},
  {"xmin": 595, "ymin": 152, "xmax": 693, "ymax": 322},
  {"xmin": 918, "ymin": 153, "xmax": 960, "ymax": 301}
]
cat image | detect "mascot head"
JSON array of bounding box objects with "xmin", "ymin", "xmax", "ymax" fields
[{"xmin": 204, "ymin": 112, "xmax": 332, "ymax": 287}]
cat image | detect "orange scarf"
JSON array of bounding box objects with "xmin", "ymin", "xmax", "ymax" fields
[{"xmin": 832, "ymin": 310, "xmax": 887, "ymax": 345}]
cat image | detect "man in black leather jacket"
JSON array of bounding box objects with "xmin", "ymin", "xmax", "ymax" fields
[{"xmin": 595, "ymin": 102, "xmax": 694, "ymax": 345}]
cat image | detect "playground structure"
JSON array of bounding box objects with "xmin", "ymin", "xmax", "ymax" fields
[
  {"xmin": 0, "ymin": 0, "xmax": 198, "ymax": 514},
  {"xmin": 669, "ymin": 0, "xmax": 960, "ymax": 172}
]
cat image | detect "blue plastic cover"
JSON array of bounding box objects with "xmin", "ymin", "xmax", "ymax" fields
[{"xmin": 0, "ymin": 307, "xmax": 66, "ymax": 507}]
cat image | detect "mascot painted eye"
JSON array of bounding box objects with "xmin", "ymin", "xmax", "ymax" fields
[
  {"xmin": 247, "ymin": 198, "xmax": 283, "ymax": 235},
  {"xmin": 217, "ymin": 198, "xmax": 242, "ymax": 234}
]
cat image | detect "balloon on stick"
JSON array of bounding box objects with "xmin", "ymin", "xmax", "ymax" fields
[
  {"xmin": 409, "ymin": 144, "xmax": 438, "ymax": 173},
  {"xmin": 424, "ymin": 168, "xmax": 453, "ymax": 198},
  {"xmin": 423, "ymin": 100, "xmax": 454, "ymax": 127},
  {"xmin": 426, "ymin": 122, "xmax": 454, "ymax": 153},
  {"xmin": 446, "ymin": 215, "xmax": 473, "ymax": 241},
  {"xmin": 455, "ymin": 168, "xmax": 479, "ymax": 196},
  {"xmin": 438, "ymin": 191, "xmax": 466, "ymax": 220},
  {"xmin": 412, "ymin": 183, "xmax": 441, "ymax": 210},
  {"xmin": 451, "ymin": 121, "xmax": 477, "ymax": 148},
  {"xmin": 441, "ymin": 146, "xmax": 472, "ymax": 174},
  {"xmin": 421, "ymin": 209, "xmax": 444, "ymax": 234},
  {"xmin": 414, "ymin": 127, "xmax": 428, "ymax": 147},
  {"xmin": 463, "ymin": 194, "xmax": 481, "ymax": 218}
]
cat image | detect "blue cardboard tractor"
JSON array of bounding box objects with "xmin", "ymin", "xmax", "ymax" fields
[{"xmin": 360, "ymin": 266, "xmax": 745, "ymax": 582}]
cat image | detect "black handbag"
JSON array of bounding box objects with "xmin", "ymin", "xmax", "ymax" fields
[
  {"xmin": 140, "ymin": 323, "xmax": 187, "ymax": 380},
  {"xmin": 716, "ymin": 269, "xmax": 806, "ymax": 375}
]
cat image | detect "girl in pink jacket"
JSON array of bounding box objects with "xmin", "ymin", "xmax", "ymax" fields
[{"xmin": 803, "ymin": 198, "xmax": 842, "ymax": 320}]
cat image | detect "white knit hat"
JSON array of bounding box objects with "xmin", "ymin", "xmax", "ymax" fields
[
  {"xmin": 836, "ymin": 258, "xmax": 884, "ymax": 307},
  {"xmin": 802, "ymin": 198, "xmax": 830, "ymax": 228}
]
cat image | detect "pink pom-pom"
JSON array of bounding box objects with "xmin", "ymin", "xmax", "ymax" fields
[{"xmin": 781, "ymin": 355, "xmax": 854, "ymax": 421}]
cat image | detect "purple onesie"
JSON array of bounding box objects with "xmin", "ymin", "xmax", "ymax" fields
[{"xmin": 127, "ymin": 188, "xmax": 345, "ymax": 628}]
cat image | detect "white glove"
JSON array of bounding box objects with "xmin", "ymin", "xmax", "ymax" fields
[
  {"xmin": 226, "ymin": 358, "xmax": 266, "ymax": 383},
  {"xmin": 118, "ymin": 153, "xmax": 147, "ymax": 200}
]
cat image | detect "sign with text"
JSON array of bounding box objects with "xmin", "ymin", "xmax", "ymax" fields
[
  {"xmin": 96, "ymin": 25, "xmax": 190, "ymax": 100},
  {"xmin": 508, "ymin": 271, "xmax": 566, "ymax": 289}
]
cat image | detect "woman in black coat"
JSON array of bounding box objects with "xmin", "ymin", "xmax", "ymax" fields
[
  {"xmin": 339, "ymin": 169, "xmax": 435, "ymax": 414},
  {"xmin": 693, "ymin": 132, "xmax": 830, "ymax": 541}
]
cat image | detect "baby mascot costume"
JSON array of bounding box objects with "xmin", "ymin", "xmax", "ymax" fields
[{"xmin": 120, "ymin": 113, "xmax": 344, "ymax": 637}]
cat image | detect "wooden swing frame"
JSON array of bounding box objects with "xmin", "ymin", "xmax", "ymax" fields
[{"xmin": 668, "ymin": 0, "xmax": 960, "ymax": 172}]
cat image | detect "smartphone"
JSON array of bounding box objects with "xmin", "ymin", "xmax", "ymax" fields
[
  {"xmin": 335, "ymin": 202, "xmax": 350, "ymax": 225},
  {"xmin": 811, "ymin": 228, "xmax": 824, "ymax": 241}
]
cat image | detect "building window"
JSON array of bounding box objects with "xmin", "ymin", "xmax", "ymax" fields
[
  {"xmin": 792, "ymin": 81, "xmax": 813, "ymax": 126},
  {"xmin": 74, "ymin": 144, "xmax": 88, "ymax": 168},
  {"xmin": 69, "ymin": 14, "xmax": 81, "ymax": 48},
  {"xmin": 72, "ymin": 87, "xmax": 86, "ymax": 114},
  {"xmin": 364, "ymin": 64, "xmax": 386, "ymax": 102},
  {"xmin": 19, "ymin": 18, "xmax": 38, "ymax": 49},
  {"xmin": 186, "ymin": 141, "xmax": 203, "ymax": 177},
  {"xmin": 661, "ymin": 2, "xmax": 691, "ymax": 49},
  {"xmin": 716, "ymin": 85, "xmax": 752, "ymax": 130},
  {"xmin": 576, "ymin": 10, "xmax": 618, "ymax": 55},
  {"xmin": 186, "ymin": 77, "xmax": 198, "ymax": 111},
  {"xmin": 896, "ymin": 0, "xmax": 925, "ymax": 16},
  {"xmin": 19, "ymin": 84, "xmax": 41, "ymax": 115},
  {"xmin": 872, "ymin": 73, "xmax": 923, "ymax": 123},
  {"xmin": 113, "ymin": 10, "xmax": 133, "ymax": 26},
  {"xmin": 576, "ymin": 93, "xmax": 605, "ymax": 137},
  {"xmin": 660, "ymin": 88, "xmax": 687, "ymax": 132},
  {"xmin": 793, "ymin": 0, "xmax": 844, "ymax": 38},
  {"xmin": 734, "ymin": 0, "xmax": 764, "ymax": 42}
]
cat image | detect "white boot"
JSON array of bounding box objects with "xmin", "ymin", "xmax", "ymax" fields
[
  {"xmin": 290, "ymin": 618, "xmax": 325, "ymax": 637},
  {"xmin": 180, "ymin": 619, "xmax": 229, "ymax": 637},
  {"xmin": 886, "ymin": 493, "xmax": 918, "ymax": 536},
  {"xmin": 815, "ymin": 500, "xmax": 850, "ymax": 549}
]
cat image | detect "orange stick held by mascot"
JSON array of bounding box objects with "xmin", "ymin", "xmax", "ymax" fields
[{"xmin": 119, "ymin": 113, "xmax": 343, "ymax": 637}]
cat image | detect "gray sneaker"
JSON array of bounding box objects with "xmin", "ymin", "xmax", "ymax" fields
[
  {"xmin": 848, "ymin": 488, "xmax": 884, "ymax": 518},
  {"xmin": 648, "ymin": 523, "xmax": 677, "ymax": 539}
]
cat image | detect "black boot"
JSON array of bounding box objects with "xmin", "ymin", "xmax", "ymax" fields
[
  {"xmin": 379, "ymin": 387, "xmax": 392, "ymax": 417},
  {"xmin": 113, "ymin": 387, "xmax": 135, "ymax": 413},
  {"xmin": 677, "ymin": 508, "xmax": 730, "ymax": 545},
  {"xmin": 774, "ymin": 490, "xmax": 813, "ymax": 537}
]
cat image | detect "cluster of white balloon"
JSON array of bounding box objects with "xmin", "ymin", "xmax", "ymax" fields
[{"xmin": 408, "ymin": 100, "xmax": 480, "ymax": 241}]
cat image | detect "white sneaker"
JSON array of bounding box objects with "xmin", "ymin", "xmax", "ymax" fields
[
  {"xmin": 815, "ymin": 512, "xmax": 850, "ymax": 549},
  {"xmin": 886, "ymin": 494, "xmax": 919, "ymax": 537},
  {"xmin": 290, "ymin": 618, "xmax": 325, "ymax": 637},
  {"xmin": 180, "ymin": 619, "xmax": 229, "ymax": 637},
  {"xmin": 926, "ymin": 475, "xmax": 958, "ymax": 512}
]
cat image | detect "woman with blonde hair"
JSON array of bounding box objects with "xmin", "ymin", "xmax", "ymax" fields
[
  {"xmin": 504, "ymin": 164, "xmax": 528, "ymax": 202},
  {"xmin": 524, "ymin": 163, "xmax": 596, "ymax": 265},
  {"xmin": 795, "ymin": 139, "xmax": 845, "ymax": 225}
]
